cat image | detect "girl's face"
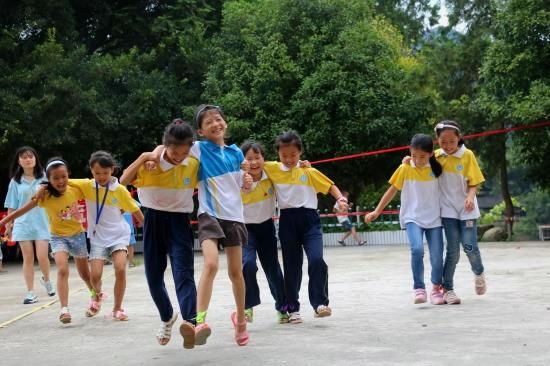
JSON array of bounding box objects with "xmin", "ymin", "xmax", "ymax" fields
[
  {"xmin": 90, "ymin": 163, "xmax": 115, "ymax": 187},
  {"xmin": 198, "ymin": 111, "xmax": 227, "ymax": 143},
  {"xmin": 278, "ymin": 144, "xmax": 302, "ymax": 169},
  {"xmin": 438, "ymin": 130, "xmax": 460, "ymax": 155},
  {"xmin": 245, "ymin": 149, "xmax": 265, "ymax": 178},
  {"xmin": 19, "ymin": 151, "xmax": 36, "ymax": 170},
  {"xmin": 48, "ymin": 166, "xmax": 69, "ymax": 193},
  {"xmin": 410, "ymin": 147, "xmax": 432, "ymax": 167},
  {"xmin": 165, "ymin": 144, "xmax": 191, "ymax": 165}
]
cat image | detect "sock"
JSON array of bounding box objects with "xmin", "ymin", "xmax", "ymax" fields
[{"xmin": 196, "ymin": 310, "xmax": 207, "ymax": 324}]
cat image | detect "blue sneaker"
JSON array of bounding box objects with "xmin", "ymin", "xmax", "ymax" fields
[{"xmin": 23, "ymin": 292, "xmax": 38, "ymax": 304}]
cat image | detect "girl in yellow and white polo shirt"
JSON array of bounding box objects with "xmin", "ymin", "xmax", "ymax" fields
[
  {"xmin": 0, "ymin": 158, "xmax": 93, "ymax": 324},
  {"xmin": 263, "ymin": 131, "xmax": 348, "ymax": 324},
  {"xmin": 240, "ymin": 141, "xmax": 287, "ymax": 324},
  {"xmin": 69, "ymin": 151, "xmax": 143, "ymax": 321},
  {"xmin": 434, "ymin": 120, "xmax": 486, "ymax": 305},
  {"xmin": 365, "ymin": 134, "xmax": 445, "ymax": 305}
]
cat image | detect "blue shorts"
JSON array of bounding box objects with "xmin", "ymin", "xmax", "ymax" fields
[
  {"xmin": 50, "ymin": 233, "xmax": 88, "ymax": 258},
  {"xmin": 341, "ymin": 219, "xmax": 353, "ymax": 231},
  {"xmin": 12, "ymin": 223, "xmax": 51, "ymax": 242},
  {"xmin": 89, "ymin": 243, "xmax": 128, "ymax": 261}
]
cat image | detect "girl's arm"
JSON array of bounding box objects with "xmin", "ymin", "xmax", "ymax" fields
[
  {"xmin": 120, "ymin": 152, "xmax": 157, "ymax": 186},
  {"xmin": 132, "ymin": 210, "xmax": 145, "ymax": 227},
  {"xmin": 329, "ymin": 185, "xmax": 349, "ymax": 211},
  {"xmin": 364, "ymin": 185, "xmax": 398, "ymax": 223},
  {"xmin": 0, "ymin": 200, "xmax": 39, "ymax": 229},
  {"xmin": 465, "ymin": 185, "xmax": 477, "ymax": 213}
]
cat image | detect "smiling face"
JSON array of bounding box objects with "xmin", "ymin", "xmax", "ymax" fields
[
  {"xmin": 90, "ymin": 163, "xmax": 115, "ymax": 187},
  {"xmin": 438, "ymin": 129, "xmax": 460, "ymax": 155},
  {"xmin": 244, "ymin": 148, "xmax": 265, "ymax": 180},
  {"xmin": 278, "ymin": 144, "xmax": 302, "ymax": 169},
  {"xmin": 198, "ymin": 110, "xmax": 227, "ymax": 144},
  {"xmin": 410, "ymin": 147, "xmax": 433, "ymax": 167},
  {"xmin": 165, "ymin": 144, "xmax": 191, "ymax": 165},
  {"xmin": 18, "ymin": 151, "xmax": 36, "ymax": 171},
  {"xmin": 48, "ymin": 165, "xmax": 69, "ymax": 193}
]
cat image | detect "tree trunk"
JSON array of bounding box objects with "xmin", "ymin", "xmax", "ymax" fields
[{"xmin": 499, "ymin": 138, "xmax": 514, "ymax": 239}]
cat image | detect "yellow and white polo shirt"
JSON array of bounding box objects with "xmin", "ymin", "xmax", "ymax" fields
[
  {"xmin": 132, "ymin": 150, "xmax": 199, "ymax": 213},
  {"xmin": 241, "ymin": 171, "xmax": 276, "ymax": 224},
  {"xmin": 69, "ymin": 178, "xmax": 140, "ymax": 248},
  {"xmin": 263, "ymin": 162, "xmax": 333, "ymax": 210},
  {"xmin": 436, "ymin": 145, "xmax": 485, "ymax": 220},
  {"xmin": 389, "ymin": 163, "xmax": 441, "ymax": 229}
]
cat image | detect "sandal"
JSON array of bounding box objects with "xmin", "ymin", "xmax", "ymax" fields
[
  {"xmin": 230, "ymin": 311, "xmax": 249, "ymax": 346},
  {"xmin": 179, "ymin": 321, "xmax": 196, "ymax": 349},
  {"xmin": 59, "ymin": 307, "xmax": 72, "ymax": 324},
  {"xmin": 156, "ymin": 313, "xmax": 178, "ymax": 346},
  {"xmin": 85, "ymin": 291, "xmax": 107, "ymax": 317},
  {"xmin": 194, "ymin": 323, "xmax": 212, "ymax": 346},
  {"xmin": 111, "ymin": 309, "xmax": 129, "ymax": 321}
]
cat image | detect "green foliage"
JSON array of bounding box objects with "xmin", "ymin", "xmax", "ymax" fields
[
  {"xmin": 203, "ymin": 0, "xmax": 435, "ymax": 201},
  {"xmin": 512, "ymin": 188, "xmax": 550, "ymax": 240},
  {"xmin": 480, "ymin": 197, "xmax": 523, "ymax": 224}
]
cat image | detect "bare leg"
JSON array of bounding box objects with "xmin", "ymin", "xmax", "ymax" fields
[
  {"xmin": 89, "ymin": 259, "xmax": 104, "ymax": 298},
  {"xmin": 74, "ymin": 257, "xmax": 93, "ymax": 291},
  {"xmin": 225, "ymin": 246, "xmax": 246, "ymax": 324},
  {"xmin": 54, "ymin": 252, "xmax": 70, "ymax": 307},
  {"xmin": 112, "ymin": 250, "xmax": 127, "ymax": 311},
  {"xmin": 126, "ymin": 245, "xmax": 135, "ymax": 265},
  {"xmin": 19, "ymin": 241, "xmax": 35, "ymax": 292},
  {"xmin": 196, "ymin": 240, "xmax": 219, "ymax": 314},
  {"xmin": 35, "ymin": 240, "xmax": 51, "ymax": 282}
]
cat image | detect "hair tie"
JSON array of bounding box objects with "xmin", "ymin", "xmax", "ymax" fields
[{"xmin": 46, "ymin": 160, "xmax": 66, "ymax": 171}]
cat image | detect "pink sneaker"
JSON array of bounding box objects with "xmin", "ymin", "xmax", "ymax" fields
[
  {"xmin": 414, "ymin": 288, "xmax": 427, "ymax": 304},
  {"xmin": 430, "ymin": 285, "xmax": 445, "ymax": 305},
  {"xmin": 475, "ymin": 273, "xmax": 487, "ymax": 295}
]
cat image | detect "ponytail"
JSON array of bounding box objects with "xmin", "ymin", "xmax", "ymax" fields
[{"xmin": 429, "ymin": 155, "xmax": 443, "ymax": 177}]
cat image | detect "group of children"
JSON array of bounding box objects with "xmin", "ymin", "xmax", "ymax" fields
[{"xmin": 0, "ymin": 106, "xmax": 487, "ymax": 349}]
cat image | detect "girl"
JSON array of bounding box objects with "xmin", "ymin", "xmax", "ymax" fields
[
  {"xmin": 263, "ymin": 131, "xmax": 348, "ymax": 324},
  {"xmin": 69, "ymin": 151, "xmax": 143, "ymax": 321},
  {"xmin": 434, "ymin": 120, "xmax": 486, "ymax": 304},
  {"xmin": 4, "ymin": 146, "xmax": 55, "ymax": 304},
  {"xmin": 186, "ymin": 104, "xmax": 252, "ymax": 346},
  {"xmin": 334, "ymin": 191, "xmax": 366, "ymax": 246},
  {"xmin": 120, "ymin": 119, "xmax": 199, "ymax": 349},
  {"xmin": 0, "ymin": 158, "xmax": 93, "ymax": 323},
  {"xmin": 240, "ymin": 140, "xmax": 288, "ymax": 324},
  {"xmin": 365, "ymin": 134, "xmax": 445, "ymax": 305}
]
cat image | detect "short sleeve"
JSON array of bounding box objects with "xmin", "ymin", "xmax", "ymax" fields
[
  {"xmin": 388, "ymin": 165, "xmax": 406, "ymax": 191},
  {"xmin": 190, "ymin": 142, "xmax": 201, "ymax": 160},
  {"xmin": 118, "ymin": 188, "xmax": 140, "ymax": 213},
  {"xmin": 308, "ymin": 168, "xmax": 334, "ymax": 194},
  {"xmin": 4, "ymin": 180, "xmax": 19, "ymax": 209},
  {"xmin": 465, "ymin": 151, "xmax": 485, "ymax": 187}
]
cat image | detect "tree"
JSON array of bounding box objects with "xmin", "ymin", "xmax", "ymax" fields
[{"xmin": 201, "ymin": 0, "xmax": 437, "ymax": 200}]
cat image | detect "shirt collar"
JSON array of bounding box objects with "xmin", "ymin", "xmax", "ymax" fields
[
  {"xmin": 279, "ymin": 162, "xmax": 299, "ymax": 172},
  {"xmin": 92, "ymin": 177, "xmax": 119, "ymax": 191},
  {"xmin": 159, "ymin": 149, "xmax": 189, "ymax": 171},
  {"xmin": 439, "ymin": 144, "xmax": 466, "ymax": 158}
]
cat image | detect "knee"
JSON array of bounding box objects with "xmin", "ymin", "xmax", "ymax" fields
[
  {"xmin": 308, "ymin": 256, "xmax": 326, "ymax": 270},
  {"xmin": 228, "ymin": 266, "xmax": 244, "ymax": 282},
  {"xmin": 203, "ymin": 260, "xmax": 218, "ymax": 276},
  {"xmin": 114, "ymin": 265, "xmax": 126, "ymax": 279},
  {"xmin": 57, "ymin": 267, "xmax": 69, "ymax": 278},
  {"xmin": 410, "ymin": 246, "xmax": 424, "ymax": 258}
]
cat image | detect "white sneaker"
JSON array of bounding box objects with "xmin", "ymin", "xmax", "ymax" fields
[
  {"xmin": 288, "ymin": 312, "xmax": 303, "ymax": 324},
  {"xmin": 41, "ymin": 277, "xmax": 56, "ymax": 296},
  {"xmin": 314, "ymin": 305, "xmax": 332, "ymax": 317}
]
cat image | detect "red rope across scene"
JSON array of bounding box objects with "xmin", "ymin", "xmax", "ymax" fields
[{"xmin": 310, "ymin": 120, "xmax": 550, "ymax": 165}]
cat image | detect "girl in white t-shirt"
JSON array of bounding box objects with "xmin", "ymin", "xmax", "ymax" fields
[
  {"xmin": 365, "ymin": 134, "xmax": 445, "ymax": 305},
  {"xmin": 333, "ymin": 191, "xmax": 365, "ymax": 246},
  {"xmin": 70, "ymin": 151, "xmax": 143, "ymax": 321}
]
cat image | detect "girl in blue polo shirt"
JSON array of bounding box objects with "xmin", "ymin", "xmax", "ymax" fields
[{"xmin": 4, "ymin": 146, "xmax": 55, "ymax": 304}]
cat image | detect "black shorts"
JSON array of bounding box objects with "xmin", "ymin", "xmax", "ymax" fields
[{"xmin": 198, "ymin": 213, "xmax": 248, "ymax": 248}]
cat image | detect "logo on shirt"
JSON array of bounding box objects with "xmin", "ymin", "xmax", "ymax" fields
[
  {"xmin": 57, "ymin": 203, "xmax": 82, "ymax": 221},
  {"xmin": 184, "ymin": 177, "xmax": 191, "ymax": 186},
  {"xmin": 300, "ymin": 175, "xmax": 307, "ymax": 183},
  {"xmin": 429, "ymin": 171, "xmax": 435, "ymax": 178},
  {"xmin": 456, "ymin": 164, "xmax": 464, "ymax": 171},
  {"xmin": 267, "ymin": 187, "xmax": 274, "ymax": 195},
  {"xmin": 111, "ymin": 198, "xmax": 119, "ymax": 205}
]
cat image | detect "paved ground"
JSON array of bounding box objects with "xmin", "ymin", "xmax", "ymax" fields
[{"xmin": 0, "ymin": 242, "xmax": 549, "ymax": 366}]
